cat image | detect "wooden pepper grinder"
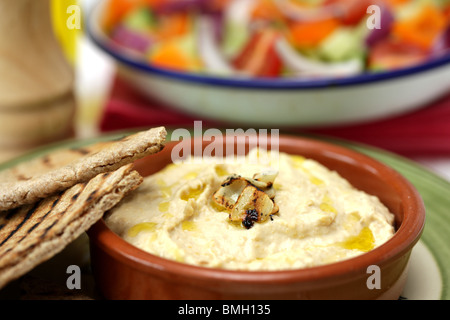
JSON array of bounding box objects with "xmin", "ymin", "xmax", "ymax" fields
[{"xmin": 0, "ymin": 0, "xmax": 76, "ymax": 162}]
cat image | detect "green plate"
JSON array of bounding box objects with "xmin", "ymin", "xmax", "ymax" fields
[{"xmin": 0, "ymin": 132, "xmax": 448, "ymax": 300}]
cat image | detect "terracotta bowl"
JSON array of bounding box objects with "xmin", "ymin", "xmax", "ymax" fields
[{"xmin": 87, "ymin": 134, "xmax": 425, "ymax": 300}]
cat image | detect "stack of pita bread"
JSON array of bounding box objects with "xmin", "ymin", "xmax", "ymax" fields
[
  {"xmin": 0, "ymin": 0, "xmax": 76, "ymax": 162},
  {"xmin": 0, "ymin": 126, "xmax": 167, "ymax": 298}
]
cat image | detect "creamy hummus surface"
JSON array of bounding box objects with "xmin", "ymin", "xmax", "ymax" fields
[{"xmin": 105, "ymin": 149, "xmax": 395, "ymax": 271}]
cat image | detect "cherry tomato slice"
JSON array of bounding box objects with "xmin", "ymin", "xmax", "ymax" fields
[{"xmin": 232, "ymin": 29, "xmax": 282, "ymax": 78}]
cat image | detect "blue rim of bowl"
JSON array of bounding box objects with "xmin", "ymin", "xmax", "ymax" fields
[{"xmin": 86, "ymin": 3, "xmax": 450, "ymax": 90}]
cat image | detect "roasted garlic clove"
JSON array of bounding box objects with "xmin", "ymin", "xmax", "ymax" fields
[
  {"xmin": 212, "ymin": 171, "xmax": 279, "ymax": 229},
  {"xmin": 212, "ymin": 175, "xmax": 248, "ymax": 210},
  {"xmin": 252, "ymin": 169, "xmax": 278, "ymax": 187},
  {"xmin": 230, "ymin": 185, "xmax": 275, "ymax": 229},
  {"xmin": 247, "ymin": 170, "xmax": 278, "ymax": 199}
]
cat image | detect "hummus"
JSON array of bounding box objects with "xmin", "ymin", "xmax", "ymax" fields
[{"xmin": 105, "ymin": 149, "xmax": 395, "ymax": 271}]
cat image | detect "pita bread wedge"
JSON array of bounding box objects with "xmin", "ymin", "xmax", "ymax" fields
[
  {"xmin": 0, "ymin": 163, "xmax": 143, "ymax": 290},
  {"xmin": 0, "ymin": 126, "xmax": 166, "ymax": 211}
]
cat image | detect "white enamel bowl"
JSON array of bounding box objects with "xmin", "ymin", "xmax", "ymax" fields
[{"xmin": 87, "ymin": 2, "xmax": 450, "ymax": 128}]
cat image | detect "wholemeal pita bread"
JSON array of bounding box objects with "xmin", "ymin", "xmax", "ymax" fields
[
  {"xmin": 0, "ymin": 163, "xmax": 143, "ymax": 290},
  {"xmin": 0, "ymin": 126, "xmax": 166, "ymax": 211},
  {"xmin": 0, "ymin": 140, "xmax": 111, "ymax": 181}
]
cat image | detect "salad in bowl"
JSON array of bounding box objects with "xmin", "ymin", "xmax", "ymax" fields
[
  {"xmin": 88, "ymin": 0, "xmax": 450, "ymax": 127},
  {"xmin": 100, "ymin": 0, "xmax": 450, "ymax": 79}
]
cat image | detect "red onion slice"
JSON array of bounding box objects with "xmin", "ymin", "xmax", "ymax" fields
[
  {"xmin": 110, "ymin": 25, "xmax": 153, "ymax": 54},
  {"xmin": 364, "ymin": 4, "xmax": 394, "ymax": 48},
  {"xmin": 197, "ymin": 17, "xmax": 234, "ymax": 74},
  {"xmin": 225, "ymin": 0, "xmax": 258, "ymax": 25}
]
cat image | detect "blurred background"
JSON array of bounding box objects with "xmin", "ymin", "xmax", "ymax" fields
[{"xmin": 0, "ymin": 0, "xmax": 449, "ymax": 180}]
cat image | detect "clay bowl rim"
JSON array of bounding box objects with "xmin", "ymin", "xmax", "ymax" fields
[{"xmin": 88, "ymin": 134, "xmax": 426, "ymax": 287}]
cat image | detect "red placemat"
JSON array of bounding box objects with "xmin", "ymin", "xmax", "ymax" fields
[{"xmin": 100, "ymin": 76, "xmax": 450, "ymax": 157}]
